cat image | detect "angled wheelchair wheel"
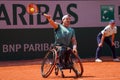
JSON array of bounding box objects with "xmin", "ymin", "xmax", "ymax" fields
[
  {"xmin": 70, "ymin": 52, "xmax": 84, "ymax": 77},
  {"xmin": 41, "ymin": 48, "xmax": 57, "ymax": 78}
]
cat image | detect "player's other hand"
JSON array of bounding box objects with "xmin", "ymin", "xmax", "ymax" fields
[
  {"xmin": 98, "ymin": 42, "xmax": 103, "ymax": 47},
  {"xmin": 73, "ymin": 48, "xmax": 78, "ymax": 54},
  {"xmin": 111, "ymin": 41, "xmax": 115, "ymax": 46}
]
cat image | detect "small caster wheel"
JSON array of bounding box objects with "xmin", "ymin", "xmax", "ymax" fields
[
  {"xmin": 55, "ymin": 67, "xmax": 59, "ymax": 75},
  {"xmin": 61, "ymin": 71, "xmax": 65, "ymax": 78}
]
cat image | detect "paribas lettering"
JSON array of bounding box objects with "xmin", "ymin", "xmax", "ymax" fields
[
  {"xmin": 2, "ymin": 43, "xmax": 53, "ymax": 53},
  {"xmin": 0, "ymin": 3, "xmax": 78, "ymax": 25}
]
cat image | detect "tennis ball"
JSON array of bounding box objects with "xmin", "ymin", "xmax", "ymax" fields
[
  {"xmin": 30, "ymin": 7, "xmax": 35, "ymax": 12},
  {"xmin": 26, "ymin": 3, "xmax": 38, "ymax": 15}
]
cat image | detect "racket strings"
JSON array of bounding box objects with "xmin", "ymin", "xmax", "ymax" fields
[{"xmin": 26, "ymin": 3, "xmax": 39, "ymax": 15}]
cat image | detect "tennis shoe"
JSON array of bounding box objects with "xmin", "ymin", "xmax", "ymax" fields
[
  {"xmin": 95, "ymin": 58, "xmax": 102, "ymax": 62},
  {"xmin": 113, "ymin": 58, "xmax": 120, "ymax": 62}
]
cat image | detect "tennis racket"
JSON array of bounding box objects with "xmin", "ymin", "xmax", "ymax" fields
[{"xmin": 26, "ymin": 3, "xmax": 44, "ymax": 15}]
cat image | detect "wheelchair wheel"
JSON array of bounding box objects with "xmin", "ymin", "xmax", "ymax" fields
[
  {"xmin": 70, "ymin": 52, "xmax": 84, "ymax": 77},
  {"xmin": 41, "ymin": 48, "xmax": 57, "ymax": 78}
]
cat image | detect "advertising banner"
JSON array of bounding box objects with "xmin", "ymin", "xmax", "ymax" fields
[
  {"xmin": 0, "ymin": 0, "xmax": 120, "ymax": 29},
  {"xmin": 0, "ymin": 0, "xmax": 120, "ymax": 60}
]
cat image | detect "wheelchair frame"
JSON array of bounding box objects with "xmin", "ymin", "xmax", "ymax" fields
[{"xmin": 41, "ymin": 46, "xmax": 84, "ymax": 78}]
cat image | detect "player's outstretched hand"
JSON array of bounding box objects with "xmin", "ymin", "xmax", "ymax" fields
[{"xmin": 43, "ymin": 13, "xmax": 51, "ymax": 20}]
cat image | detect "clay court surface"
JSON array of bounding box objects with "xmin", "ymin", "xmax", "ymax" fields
[{"xmin": 0, "ymin": 57, "xmax": 120, "ymax": 80}]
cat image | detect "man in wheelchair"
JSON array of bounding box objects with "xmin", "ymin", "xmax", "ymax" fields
[
  {"xmin": 43, "ymin": 14, "xmax": 81, "ymax": 77},
  {"xmin": 44, "ymin": 13, "xmax": 78, "ymax": 66}
]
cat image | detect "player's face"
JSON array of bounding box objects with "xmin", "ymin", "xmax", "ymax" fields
[
  {"xmin": 62, "ymin": 17, "xmax": 71, "ymax": 27},
  {"xmin": 110, "ymin": 23, "xmax": 115, "ymax": 27}
]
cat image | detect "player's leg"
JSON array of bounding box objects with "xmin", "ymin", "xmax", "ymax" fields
[
  {"xmin": 58, "ymin": 47, "xmax": 67, "ymax": 68},
  {"xmin": 105, "ymin": 38, "xmax": 120, "ymax": 61},
  {"xmin": 58, "ymin": 47, "xmax": 67, "ymax": 77},
  {"xmin": 105, "ymin": 38, "xmax": 116, "ymax": 58},
  {"xmin": 95, "ymin": 33, "xmax": 103, "ymax": 62}
]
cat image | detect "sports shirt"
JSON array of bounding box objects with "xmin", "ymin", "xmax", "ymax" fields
[
  {"xmin": 101, "ymin": 25, "xmax": 117, "ymax": 37},
  {"xmin": 54, "ymin": 23, "xmax": 75, "ymax": 46}
]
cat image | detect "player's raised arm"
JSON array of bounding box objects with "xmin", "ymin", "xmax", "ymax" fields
[{"xmin": 43, "ymin": 14, "xmax": 58, "ymax": 29}]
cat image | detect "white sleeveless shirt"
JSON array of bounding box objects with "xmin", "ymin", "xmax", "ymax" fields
[{"xmin": 101, "ymin": 25, "xmax": 117, "ymax": 37}]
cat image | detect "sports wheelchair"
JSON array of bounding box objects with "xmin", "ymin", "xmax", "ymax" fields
[{"xmin": 41, "ymin": 46, "xmax": 84, "ymax": 78}]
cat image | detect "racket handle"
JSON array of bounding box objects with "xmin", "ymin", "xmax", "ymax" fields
[
  {"xmin": 42, "ymin": 13, "xmax": 46, "ymax": 16},
  {"xmin": 41, "ymin": 12, "xmax": 44, "ymax": 15}
]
